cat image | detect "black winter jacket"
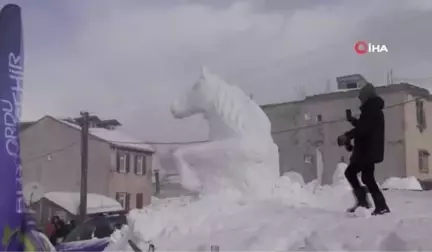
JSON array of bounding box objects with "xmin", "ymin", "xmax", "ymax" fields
[{"xmin": 345, "ymin": 96, "xmax": 385, "ymax": 164}]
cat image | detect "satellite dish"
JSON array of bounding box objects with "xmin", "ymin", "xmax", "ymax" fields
[{"xmin": 23, "ymin": 182, "xmax": 45, "ymax": 205}]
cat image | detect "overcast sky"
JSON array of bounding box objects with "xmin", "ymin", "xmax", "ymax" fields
[{"xmin": 2, "ymin": 0, "xmax": 432, "ymax": 142}]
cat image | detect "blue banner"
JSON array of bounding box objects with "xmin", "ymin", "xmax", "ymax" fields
[
  {"xmin": 0, "ymin": 4, "xmax": 25, "ymax": 252},
  {"xmin": 0, "ymin": 3, "xmax": 25, "ymax": 251}
]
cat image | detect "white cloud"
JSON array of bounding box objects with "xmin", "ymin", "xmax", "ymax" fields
[{"xmin": 15, "ymin": 0, "xmax": 432, "ymax": 141}]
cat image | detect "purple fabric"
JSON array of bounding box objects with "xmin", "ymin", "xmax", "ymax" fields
[{"xmin": 56, "ymin": 238, "xmax": 111, "ymax": 252}]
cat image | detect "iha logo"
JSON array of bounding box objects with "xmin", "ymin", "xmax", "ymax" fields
[{"xmin": 354, "ymin": 41, "xmax": 388, "ymax": 55}]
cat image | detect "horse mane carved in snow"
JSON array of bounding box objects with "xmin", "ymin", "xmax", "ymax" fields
[
  {"xmin": 171, "ymin": 66, "xmax": 272, "ymax": 141},
  {"xmin": 170, "ymin": 67, "xmax": 279, "ymax": 195}
]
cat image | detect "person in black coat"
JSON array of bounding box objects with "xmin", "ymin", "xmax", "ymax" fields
[
  {"xmin": 50, "ymin": 219, "xmax": 69, "ymax": 245},
  {"xmin": 93, "ymin": 218, "xmax": 114, "ymax": 239},
  {"xmin": 337, "ymin": 83, "xmax": 390, "ymax": 215}
]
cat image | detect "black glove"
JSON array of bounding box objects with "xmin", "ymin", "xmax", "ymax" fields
[
  {"xmin": 345, "ymin": 143, "xmax": 353, "ymax": 152},
  {"xmin": 337, "ymin": 135, "xmax": 347, "ymax": 146},
  {"xmin": 345, "ymin": 109, "xmax": 353, "ymax": 121},
  {"xmin": 337, "ymin": 134, "xmax": 354, "ymax": 152}
]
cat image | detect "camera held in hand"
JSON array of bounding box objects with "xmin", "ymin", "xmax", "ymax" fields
[
  {"xmin": 346, "ymin": 109, "xmax": 353, "ymax": 122},
  {"xmin": 344, "ymin": 142, "xmax": 353, "ymax": 152},
  {"xmin": 337, "ymin": 134, "xmax": 354, "ymax": 152},
  {"xmin": 337, "ymin": 109, "xmax": 354, "ymax": 152}
]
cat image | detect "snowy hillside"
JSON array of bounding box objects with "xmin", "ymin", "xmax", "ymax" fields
[{"xmin": 105, "ymin": 173, "xmax": 432, "ymax": 251}]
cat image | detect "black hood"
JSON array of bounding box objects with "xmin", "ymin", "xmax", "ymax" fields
[{"xmin": 360, "ymin": 96, "xmax": 384, "ymax": 111}]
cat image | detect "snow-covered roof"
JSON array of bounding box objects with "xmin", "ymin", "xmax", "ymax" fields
[
  {"xmin": 49, "ymin": 116, "xmax": 154, "ymax": 152},
  {"xmin": 89, "ymin": 127, "xmax": 155, "ymax": 152},
  {"xmin": 44, "ymin": 192, "xmax": 124, "ymax": 215}
]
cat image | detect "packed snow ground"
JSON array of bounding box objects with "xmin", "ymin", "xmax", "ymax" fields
[{"xmin": 106, "ymin": 172, "xmax": 432, "ymax": 251}]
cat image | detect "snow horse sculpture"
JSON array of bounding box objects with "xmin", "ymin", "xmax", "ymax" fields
[{"xmin": 171, "ymin": 67, "xmax": 279, "ymax": 196}]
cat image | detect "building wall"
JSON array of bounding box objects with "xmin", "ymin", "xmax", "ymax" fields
[
  {"xmin": 21, "ymin": 116, "xmax": 154, "ymax": 209},
  {"xmin": 108, "ymin": 151, "xmax": 153, "ymax": 207},
  {"xmin": 404, "ymin": 95, "xmax": 432, "ymax": 180},
  {"xmin": 20, "ymin": 116, "xmax": 111, "ymax": 196},
  {"xmin": 263, "ymin": 90, "xmax": 407, "ymax": 184}
]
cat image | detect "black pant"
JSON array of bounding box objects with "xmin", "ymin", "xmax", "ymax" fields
[{"xmin": 344, "ymin": 162, "xmax": 381, "ymax": 194}]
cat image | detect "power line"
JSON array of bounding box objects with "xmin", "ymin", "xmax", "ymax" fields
[
  {"xmin": 21, "ymin": 142, "xmax": 78, "ymax": 164},
  {"xmin": 393, "ymin": 76, "xmax": 432, "ymax": 82},
  {"xmin": 272, "ymin": 94, "xmax": 425, "ymax": 134},
  {"xmin": 112, "ymin": 94, "xmax": 427, "ymax": 144},
  {"xmin": 18, "ymin": 94, "xmax": 426, "ymax": 162}
]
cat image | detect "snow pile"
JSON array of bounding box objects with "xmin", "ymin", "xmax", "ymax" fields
[
  {"xmin": 270, "ymin": 172, "xmax": 316, "ymax": 206},
  {"xmin": 282, "ymin": 171, "xmax": 305, "ymax": 186},
  {"xmin": 332, "ymin": 162, "xmax": 349, "ymax": 185},
  {"xmin": 381, "ymin": 176, "xmax": 423, "ymax": 191},
  {"xmin": 104, "ymin": 223, "xmax": 134, "ymax": 251},
  {"xmin": 104, "ymin": 165, "xmax": 432, "ymax": 251}
]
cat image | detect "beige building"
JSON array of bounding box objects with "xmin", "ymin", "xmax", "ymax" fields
[
  {"xmin": 20, "ymin": 115, "xmax": 155, "ymax": 212},
  {"xmin": 262, "ymin": 83, "xmax": 432, "ymax": 186}
]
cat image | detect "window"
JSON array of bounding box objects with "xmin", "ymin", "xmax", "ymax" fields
[
  {"xmin": 304, "ymin": 155, "xmax": 312, "ymax": 164},
  {"xmin": 419, "ymin": 150, "xmax": 430, "ymax": 174},
  {"xmin": 116, "ymin": 192, "xmax": 130, "ymax": 210},
  {"xmin": 116, "ymin": 152, "xmax": 129, "ymax": 173},
  {"xmin": 316, "ymin": 114, "xmax": 322, "ymax": 122},
  {"xmin": 135, "ymin": 155, "xmax": 146, "ymax": 175},
  {"xmin": 346, "ymin": 82, "xmax": 358, "ymax": 89},
  {"xmin": 136, "ymin": 193, "xmax": 144, "ymax": 209},
  {"xmin": 416, "ymin": 99, "xmax": 427, "ymax": 132}
]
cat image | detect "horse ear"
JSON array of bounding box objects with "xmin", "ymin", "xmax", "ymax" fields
[{"xmin": 201, "ymin": 66, "xmax": 211, "ymax": 79}]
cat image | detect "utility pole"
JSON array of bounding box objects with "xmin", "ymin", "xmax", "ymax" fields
[
  {"xmin": 154, "ymin": 170, "xmax": 160, "ymax": 196},
  {"xmin": 79, "ymin": 111, "xmax": 90, "ymax": 224},
  {"xmin": 325, "ymin": 79, "xmax": 332, "ymax": 93},
  {"xmin": 389, "ymin": 69, "xmax": 394, "ymax": 84},
  {"xmin": 386, "ymin": 71, "xmax": 389, "ymax": 85}
]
